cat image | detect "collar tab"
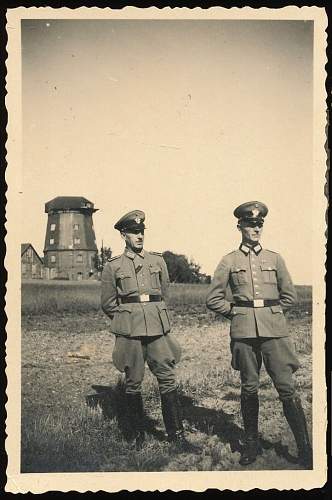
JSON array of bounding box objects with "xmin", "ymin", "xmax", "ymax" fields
[
  {"xmin": 125, "ymin": 248, "xmax": 145, "ymax": 259},
  {"xmin": 240, "ymin": 243, "xmax": 250, "ymax": 255},
  {"xmin": 125, "ymin": 249, "xmax": 136, "ymax": 259},
  {"xmin": 253, "ymin": 244, "xmax": 262, "ymax": 254},
  {"xmin": 240, "ymin": 243, "xmax": 262, "ymax": 255}
]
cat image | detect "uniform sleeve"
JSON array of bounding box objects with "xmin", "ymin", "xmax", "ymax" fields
[
  {"xmin": 276, "ymin": 254, "xmax": 297, "ymax": 309},
  {"xmin": 206, "ymin": 257, "xmax": 232, "ymax": 318},
  {"xmin": 160, "ymin": 256, "xmax": 171, "ymax": 302},
  {"xmin": 101, "ymin": 262, "xmax": 119, "ymax": 318}
]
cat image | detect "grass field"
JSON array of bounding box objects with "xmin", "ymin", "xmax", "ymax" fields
[
  {"xmin": 21, "ymin": 283, "xmax": 312, "ymax": 472},
  {"xmin": 21, "ymin": 279, "xmax": 312, "ymax": 314}
]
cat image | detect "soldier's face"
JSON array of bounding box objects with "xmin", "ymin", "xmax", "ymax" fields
[
  {"xmin": 238, "ymin": 221, "xmax": 263, "ymax": 245},
  {"xmin": 121, "ymin": 229, "xmax": 145, "ymax": 252}
]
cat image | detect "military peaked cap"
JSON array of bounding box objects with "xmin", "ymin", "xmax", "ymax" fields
[
  {"xmin": 114, "ymin": 210, "xmax": 146, "ymax": 232},
  {"xmin": 234, "ymin": 201, "xmax": 268, "ymax": 222}
]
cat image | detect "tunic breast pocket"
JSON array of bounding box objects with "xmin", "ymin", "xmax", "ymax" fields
[
  {"xmin": 260, "ymin": 264, "xmax": 277, "ymax": 284},
  {"xmin": 230, "ymin": 267, "xmax": 248, "ymax": 285},
  {"xmin": 149, "ymin": 265, "xmax": 161, "ymax": 289},
  {"xmin": 116, "ymin": 272, "xmax": 137, "ymax": 293}
]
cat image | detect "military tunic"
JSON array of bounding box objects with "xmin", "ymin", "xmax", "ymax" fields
[
  {"xmin": 101, "ymin": 248, "xmax": 180, "ymax": 394},
  {"xmin": 101, "ymin": 249, "xmax": 172, "ymax": 337},
  {"xmin": 206, "ymin": 243, "xmax": 297, "ymax": 338},
  {"xmin": 206, "ymin": 243, "xmax": 300, "ymax": 400}
]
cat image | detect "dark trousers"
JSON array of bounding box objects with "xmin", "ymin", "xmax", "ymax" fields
[
  {"xmin": 112, "ymin": 334, "xmax": 180, "ymax": 395},
  {"xmin": 230, "ymin": 337, "xmax": 300, "ymax": 400}
]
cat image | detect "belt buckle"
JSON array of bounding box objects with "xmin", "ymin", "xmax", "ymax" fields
[
  {"xmin": 253, "ymin": 299, "xmax": 264, "ymax": 308},
  {"xmin": 140, "ymin": 294, "xmax": 150, "ymax": 302}
]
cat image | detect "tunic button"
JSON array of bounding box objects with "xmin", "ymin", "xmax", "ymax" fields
[{"xmin": 255, "ymin": 292, "xmax": 259, "ymax": 295}]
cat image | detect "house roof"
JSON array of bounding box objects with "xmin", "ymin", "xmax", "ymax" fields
[
  {"xmin": 21, "ymin": 243, "xmax": 30, "ymax": 255},
  {"xmin": 45, "ymin": 196, "xmax": 98, "ymax": 213},
  {"xmin": 21, "ymin": 243, "xmax": 44, "ymax": 264}
]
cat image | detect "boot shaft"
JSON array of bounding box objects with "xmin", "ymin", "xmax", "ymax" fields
[
  {"xmin": 282, "ymin": 397, "xmax": 311, "ymax": 450},
  {"xmin": 160, "ymin": 389, "xmax": 183, "ymax": 439},
  {"xmin": 125, "ymin": 393, "xmax": 145, "ymax": 432},
  {"xmin": 282, "ymin": 396, "xmax": 312, "ymax": 468},
  {"xmin": 241, "ymin": 394, "xmax": 259, "ymax": 439}
]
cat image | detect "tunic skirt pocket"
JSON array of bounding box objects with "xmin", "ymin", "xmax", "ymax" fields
[
  {"xmin": 230, "ymin": 307, "xmax": 249, "ymax": 338},
  {"xmin": 270, "ymin": 304, "xmax": 287, "ymax": 332},
  {"xmin": 111, "ymin": 305, "xmax": 132, "ymax": 335},
  {"xmin": 157, "ymin": 303, "xmax": 171, "ymax": 334}
]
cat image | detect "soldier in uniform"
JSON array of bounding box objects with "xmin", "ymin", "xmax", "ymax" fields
[
  {"xmin": 101, "ymin": 210, "xmax": 192, "ymax": 451},
  {"xmin": 206, "ymin": 201, "xmax": 312, "ymax": 468}
]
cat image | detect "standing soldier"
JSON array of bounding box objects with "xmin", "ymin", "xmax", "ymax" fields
[
  {"xmin": 206, "ymin": 201, "xmax": 312, "ymax": 468},
  {"xmin": 101, "ymin": 210, "xmax": 192, "ymax": 451}
]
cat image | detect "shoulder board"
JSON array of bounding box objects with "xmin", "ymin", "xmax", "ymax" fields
[
  {"xmin": 107, "ymin": 255, "xmax": 121, "ymax": 262},
  {"xmin": 150, "ymin": 251, "xmax": 163, "ymax": 256},
  {"xmin": 264, "ymin": 249, "xmax": 278, "ymax": 254}
]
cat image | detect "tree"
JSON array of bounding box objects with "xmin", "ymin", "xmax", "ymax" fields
[
  {"xmin": 162, "ymin": 251, "xmax": 210, "ymax": 284},
  {"xmin": 93, "ymin": 246, "xmax": 112, "ymax": 272}
]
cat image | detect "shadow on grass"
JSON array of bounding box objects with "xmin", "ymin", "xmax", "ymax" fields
[
  {"xmin": 86, "ymin": 382, "xmax": 301, "ymax": 466},
  {"xmin": 178, "ymin": 393, "xmax": 243, "ymax": 453},
  {"xmin": 86, "ymin": 379, "xmax": 165, "ymax": 443},
  {"xmin": 178, "ymin": 393, "xmax": 302, "ymax": 465}
]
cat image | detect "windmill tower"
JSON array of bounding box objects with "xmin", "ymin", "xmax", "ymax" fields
[{"xmin": 43, "ymin": 196, "xmax": 98, "ymax": 280}]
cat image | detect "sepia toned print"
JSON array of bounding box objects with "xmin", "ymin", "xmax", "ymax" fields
[{"xmin": 5, "ymin": 6, "xmax": 327, "ymax": 493}]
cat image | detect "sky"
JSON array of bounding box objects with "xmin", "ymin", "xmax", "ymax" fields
[{"xmin": 21, "ymin": 19, "xmax": 313, "ymax": 283}]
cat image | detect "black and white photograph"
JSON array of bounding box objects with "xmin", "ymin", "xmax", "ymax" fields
[{"xmin": 5, "ymin": 6, "xmax": 327, "ymax": 493}]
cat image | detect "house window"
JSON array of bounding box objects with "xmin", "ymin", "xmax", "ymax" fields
[
  {"xmin": 50, "ymin": 255, "xmax": 56, "ymax": 263},
  {"xmin": 50, "ymin": 223, "xmax": 56, "ymax": 231},
  {"xmin": 73, "ymin": 224, "xmax": 79, "ymax": 230},
  {"xmin": 74, "ymin": 238, "xmax": 80, "ymax": 245},
  {"xmin": 77, "ymin": 254, "xmax": 83, "ymax": 263},
  {"xmin": 50, "ymin": 238, "xmax": 54, "ymax": 245}
]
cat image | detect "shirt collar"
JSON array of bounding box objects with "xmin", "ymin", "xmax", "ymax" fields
[
  {"xmin": 240, "ymin": 243, "xmax": 262, "ymax": 255},
  {"xmin": 124, "ymin": 248, "xmax": 145, "ymax": 259}
]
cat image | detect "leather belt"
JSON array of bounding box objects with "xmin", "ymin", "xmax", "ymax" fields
[
  {"xmin": 235, "ymin": 299, "xmax": 280, "ymax": 308},
  {"xmin": 120, "ymin": 295, "xmax": 163, "ymax": 304}
]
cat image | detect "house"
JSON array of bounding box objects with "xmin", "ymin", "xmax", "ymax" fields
[{"xmin": 21, "ymin": 243, "xmax": 44, "ymax": 280}]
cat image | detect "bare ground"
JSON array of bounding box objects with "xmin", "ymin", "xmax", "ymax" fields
[{"xmin": 21, "ymin": 310, "xmax": 312, "ymax": 472}]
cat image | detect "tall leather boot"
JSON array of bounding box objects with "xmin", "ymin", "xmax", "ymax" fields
[
  {"xmin": 160, "ymin": 389, "xmax": 198, "ymax": 453},
  {"xmin": 239, "ymin": 393, "xmax": 262, "ymax": 466},
  {"xmin": 282, "ymin": 397, "xmax": 313, "ymax": 468},
  {"xmin": 125, "ymin": 393, "xmax": 145, "ymax": 450}
]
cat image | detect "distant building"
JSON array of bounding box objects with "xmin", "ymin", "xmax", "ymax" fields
[
  {"xmin": 43, "ymin": 196, "xmax": 99, "ymax": 280},
  {"xmin": 21, "ymin": 243, "xmax": 44, "ymax": 280}
]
